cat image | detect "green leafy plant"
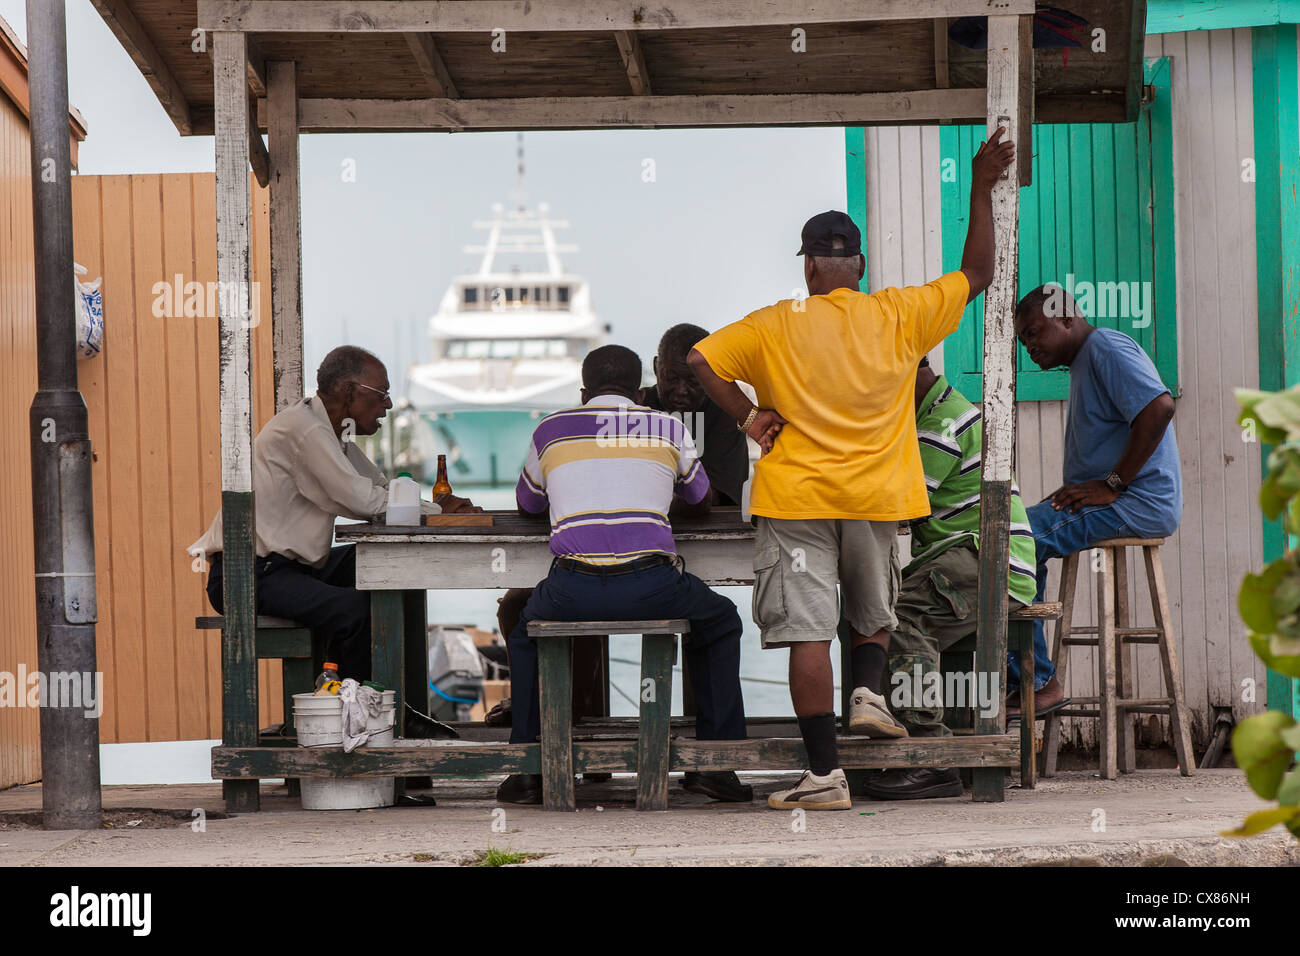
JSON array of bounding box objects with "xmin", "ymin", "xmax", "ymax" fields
[
  {"xmin": 1223, "ymin": 388, "xmax": 1300, "ymax": 838},
  {"xmin": 463, "ymin": 847, "xmax": 547, "ymax": 867}
]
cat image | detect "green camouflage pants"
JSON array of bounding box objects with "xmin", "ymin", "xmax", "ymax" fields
[{"xmin": 887, "ymin": 542, "xmax": 1022, "ymax": 738}]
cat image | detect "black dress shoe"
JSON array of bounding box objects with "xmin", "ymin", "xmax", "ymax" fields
[
  {"xmin": 861, "ymin": 767, "xmax": 963, "ymax": 800},
  {"xmin": 681, "ymin": 771, "xmax": 753, "ymax": 802},
  {"xmin": 403, "ymin": 702, "xmax": 460, "ymax": 739},
  {"xmin": 496, "ymin": 773, "xmax": 543, "ymax": 805}
]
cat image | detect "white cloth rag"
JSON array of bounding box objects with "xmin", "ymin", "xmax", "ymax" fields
[{"xmin": 338, "ymin": 678, "xmax": 386, "ymax": 753}]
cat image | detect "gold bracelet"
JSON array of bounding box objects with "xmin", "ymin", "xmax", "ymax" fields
[{"xmin": 738, "ymin": 406, "xmax": 759, "ymax": 434}]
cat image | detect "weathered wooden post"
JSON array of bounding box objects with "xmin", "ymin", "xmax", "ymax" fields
[
  {"xmin": 26, "ymin": 0, "xmax": 102, "ymax": 830},
  {"xmin": 214, "ymin": 28, "xmax": 260, "ymax": 812},
  {"xmin": 973, "ymin": 13, "xmax": 1032, "ymax": 802},
  {"xmin": 267, "ymin": 60, "xmax": 303, "ymax": 411}
]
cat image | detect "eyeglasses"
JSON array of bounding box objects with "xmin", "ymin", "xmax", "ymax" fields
[{"xmin": 353, "ymin": 381, "xmax": 391, "ymax": 401}]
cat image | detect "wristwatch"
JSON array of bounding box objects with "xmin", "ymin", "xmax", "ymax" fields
[{"xmin": 1104, "ymin": 471, "xmax": 1126, "ymax": 491}]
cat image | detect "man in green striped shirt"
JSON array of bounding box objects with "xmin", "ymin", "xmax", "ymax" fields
[{"xmin": 863, "ymin": 358, "xmax": 1039, "ymax": 800}]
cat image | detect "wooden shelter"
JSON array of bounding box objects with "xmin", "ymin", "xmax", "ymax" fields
[{"xmin": 93, "ymin": 0, "xmax": 1149, "ymax": 811}]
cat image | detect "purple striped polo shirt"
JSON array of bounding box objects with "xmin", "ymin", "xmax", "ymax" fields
[{"xmin": 515, "ymin": 394, "xmax": 710, "ymax": 565}]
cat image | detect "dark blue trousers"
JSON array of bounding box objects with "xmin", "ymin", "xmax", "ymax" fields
[{"xmin": 507, "ymin": 560, "xmax": 747, "ymax": 745}]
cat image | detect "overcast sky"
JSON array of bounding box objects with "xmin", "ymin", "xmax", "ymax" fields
[{"xmin": 3, "ymin": 2, "xmax": 849, "ymax": 399}]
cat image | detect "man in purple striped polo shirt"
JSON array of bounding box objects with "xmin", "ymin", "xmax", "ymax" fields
[{"xmin": 497, "ymin": 345, "xmax": 750, "ymax": 805}]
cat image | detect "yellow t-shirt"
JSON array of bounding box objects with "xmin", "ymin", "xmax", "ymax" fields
[{"xmin": 694, "ymin": 271, "xmax": 970, "ymax": 521}]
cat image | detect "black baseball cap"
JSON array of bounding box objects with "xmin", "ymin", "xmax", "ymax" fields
[{"xmin": 796, "ymin": 210, "xmax": 862, "ymax": 257}]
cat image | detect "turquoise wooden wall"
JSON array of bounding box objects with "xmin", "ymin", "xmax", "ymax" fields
[{"xmin": 936, "ymin": 58, "xmax": 1177, "ymax": 402}]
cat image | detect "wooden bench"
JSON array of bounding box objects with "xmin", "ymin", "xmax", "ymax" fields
[
  {"xmin": 529, "ymin": 618, "xmax": 685, "ymax": 812},
  {"xmin": 940, "ymin": 601, "xmax": 1063, "ymax": 788},
  {"xmin": 195, "ymin": 615, "xmax": 321, "ymax": 739}
]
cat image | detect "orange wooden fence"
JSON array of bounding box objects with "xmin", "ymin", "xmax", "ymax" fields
[{"xmin": 1, "ymin": 171, "xmax": 283, "ymax": 787}]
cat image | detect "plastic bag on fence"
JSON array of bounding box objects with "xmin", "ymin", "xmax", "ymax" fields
[{"xmin": 74, "ymin": 263, "xmax": 103, "ymax": 359}]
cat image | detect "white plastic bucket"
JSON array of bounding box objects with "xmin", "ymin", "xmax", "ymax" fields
[{"xmin": 293, "ymin": 691, "xmax": 397, "ymax": 810}]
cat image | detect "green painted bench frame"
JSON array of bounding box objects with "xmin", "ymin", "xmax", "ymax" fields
[
  {"xmin": 209, "ymin": 604, "xmax": 1060, "ymax": 808},
  {"xmin": 529, "ymin": 618, "xmax": 684, "ymax": 812},
  {"xmin": 195, "ymin": 615, "xmax": 322, "ymax": 740}
]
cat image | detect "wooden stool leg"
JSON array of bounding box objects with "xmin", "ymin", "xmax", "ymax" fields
[
  {"xmin": 973, "ymin": 582, "xmax": 1009, "ymax": 803},
  {"xmin": 1097, "ymin": 547, "xmax": 1119, "ymax": 780},
  {"xmin": 1114, "ymin": 547, "xmax": 1137, "ymax": 774},
  {"xmin": 680, "ymin": 636, "xmax": 697, "ymax": 718},
  {"xmin": 1043, "ymin": 551, "xmax": 1079, "ymax": 778},
  {"xmin": 281, "ymin": 657, "xmax": 313, "ymax": 737},
  {"xmin": 1013, "ymin": 621, "xmax": 1036, "ymax": 788},
  {"xmin": 538, "ymin": 636, "xmax": 575, "ymax": 811},
  {"xmin": 1144, "ymin": 546, "xmax": 1196, "ymax": 776},
  {"xmin": 637, "ymin": 633, "xmax": 675, "ymax": 811}
]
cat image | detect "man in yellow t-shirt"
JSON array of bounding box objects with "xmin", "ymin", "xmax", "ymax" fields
[{"xmin": 688, "ymin": 128, "xmax": 1014, "ymax": 810}]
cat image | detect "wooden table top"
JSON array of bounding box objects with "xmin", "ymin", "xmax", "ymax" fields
[{"xmin": 335, "ymin": 507, "xmax": 757, "ymax": 543}]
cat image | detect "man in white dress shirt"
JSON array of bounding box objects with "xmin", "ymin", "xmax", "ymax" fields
[{"xmin": 188, "ymin": 346, "xmax": 479, "ymax": 683}]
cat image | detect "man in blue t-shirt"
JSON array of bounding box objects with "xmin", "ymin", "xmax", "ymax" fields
[{"xmin": 1011, "ymin": 284, "xmax": 1181, "ymax": 715}]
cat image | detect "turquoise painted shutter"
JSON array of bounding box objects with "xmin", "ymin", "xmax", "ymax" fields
[{"xmin": 939, "ymin": 57, "xmax": 1178, "ymax": 401}]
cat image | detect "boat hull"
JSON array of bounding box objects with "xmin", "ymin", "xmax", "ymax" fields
[{"xmin": 416, "ymin": 408, "xmax": 545, "ymax": 488}]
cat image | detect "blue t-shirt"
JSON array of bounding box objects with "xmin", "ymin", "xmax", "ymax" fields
[{"xmin": 1064, "ymin": 328, "xmax": 1181, "ymax": 537}]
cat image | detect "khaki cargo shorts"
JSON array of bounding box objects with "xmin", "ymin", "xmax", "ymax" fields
[{"xmin": 751, "ymin": 516, "xmax": 901, "ymax": 649}]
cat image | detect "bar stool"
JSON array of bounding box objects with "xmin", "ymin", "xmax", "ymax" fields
[{"xmin": 1042, "ymin": 538, "xmax": 1195, "ymax": 780}]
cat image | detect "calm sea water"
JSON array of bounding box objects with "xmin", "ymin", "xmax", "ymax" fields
[{"xmin": 423, "ymin": 487, "xmax": 844, "ymax": 717}]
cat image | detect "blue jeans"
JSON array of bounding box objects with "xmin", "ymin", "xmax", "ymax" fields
[
  {"xmin": 508, "ymin": 559, "xmax": 747, "ymax": 744},
  {"xmin": 1012, "ymin": 500, "xmax": 1135, "ymax": 691}
]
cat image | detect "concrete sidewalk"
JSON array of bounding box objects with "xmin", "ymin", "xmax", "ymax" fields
[{"xmin": 1, "ymin": 769, "xmax": 1296, "ymax": 866}]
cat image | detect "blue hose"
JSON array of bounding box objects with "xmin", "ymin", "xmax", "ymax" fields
[{"xmin": 428, "ymin": 680, "xmax": 479, "ymax": 705}]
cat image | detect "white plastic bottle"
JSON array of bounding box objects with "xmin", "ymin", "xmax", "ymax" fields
[{"xmin": 386, "ymin": 472, "xmax": 421, "ymax": 526}]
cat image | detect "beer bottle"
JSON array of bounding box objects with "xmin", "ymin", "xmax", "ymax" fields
[{"xmin": 432, "ymin": 454, "xmax": 453, "ymax": 496}]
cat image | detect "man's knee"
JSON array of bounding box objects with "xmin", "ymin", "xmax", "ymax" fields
[
  {"xmin": 338, "ymin": 589, "xmax": 370, "ymax": 635},
  {"xmin": 788, "ymin": 640, "xmax": 833, "ymax": 667}
]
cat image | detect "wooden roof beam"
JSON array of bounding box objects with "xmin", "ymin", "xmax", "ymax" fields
[
  {"xmin": 404, "ymin": 33, "xmax": 459, "ymax": 98},
  {"xmin": 266, "ymin": 88, "xmax": 990, "ymax": 131},
  {"xmin": 245, "ymin": 39, "xmax": 267, "ymax": 98},
  {"xmin": 248, "ymin": 96, "xmax": 270, "ymax": 186},
  {"xmin": 90, "ymin": 0, "xmax": 192, "ymax": 135},
  {"xmin": 614, "ymin": 31, "xmax": 652, "ymax": 95},
  {"xmin": 933, "ymin": 19, "xmax": 949, "ymax": 88},
  {"xmin": 198, "ymin": 1, "xmax": 1037, "ymax": 33}
]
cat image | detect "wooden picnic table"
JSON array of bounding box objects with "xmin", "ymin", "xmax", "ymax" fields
[
  {"xmin": 212, "ymin": 507, "xmax": 1028, "ymax": 803},
  {"xmin": 332, "ymin": 508, "xmax": 758, "ymax": 729},
  {"xmin": 309, "ymin": 508, "xmax": 1021, "ymax": 798}
]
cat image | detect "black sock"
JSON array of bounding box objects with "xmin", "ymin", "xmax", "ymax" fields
[
  {"xmin": 797, "ymin": 713, "xmax": 838, "ymax": 776},
  {"xmin": 851, "ymin": 642, "xmax": 889, "ymax": 695}
]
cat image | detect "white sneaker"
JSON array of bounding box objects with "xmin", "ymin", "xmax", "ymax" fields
[
  {"xmin": 767, "ymin": 769, "xmax": 852, "ymax": 810},
  {"xmin": 848, "ymin": 686, "xmax": 909, "ymax": 738}
]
